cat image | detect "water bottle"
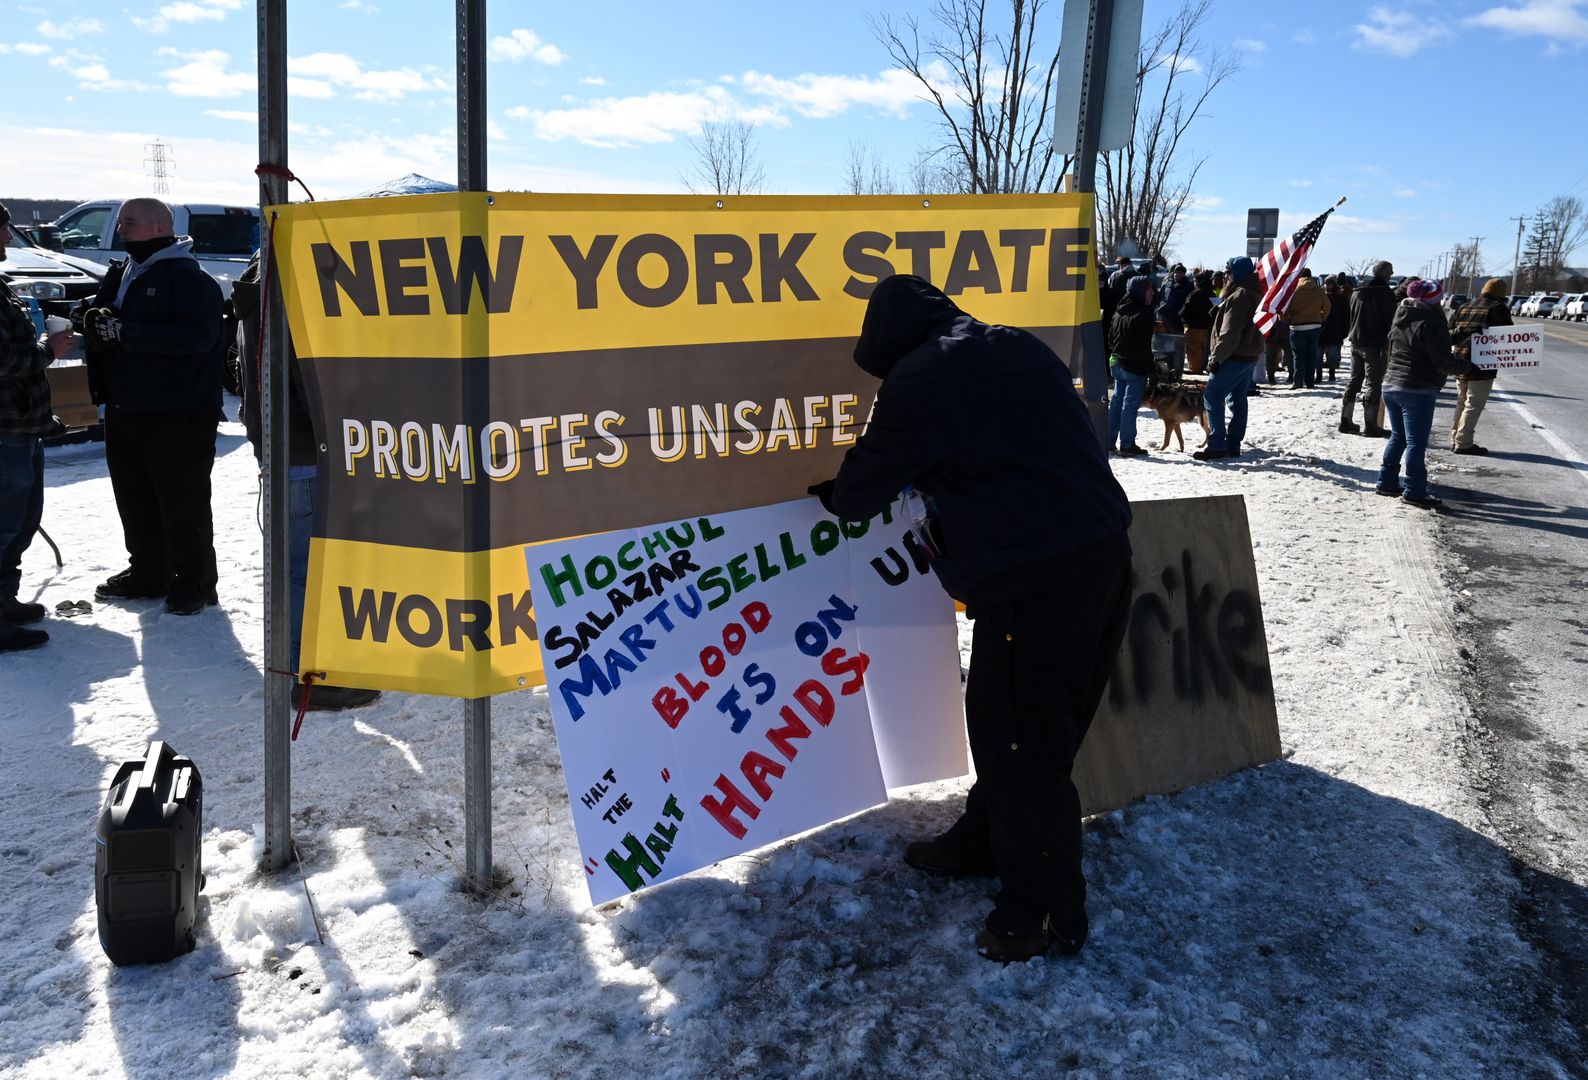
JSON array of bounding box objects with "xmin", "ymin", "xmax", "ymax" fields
[{"xmin": 900, "ymin": 484, "xmax": 945, "ymax": 558}]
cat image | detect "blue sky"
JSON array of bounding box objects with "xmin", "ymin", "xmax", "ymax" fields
[{"xmin": 3, "ymin": 0, "xmax": 1586, "ymax": 276}]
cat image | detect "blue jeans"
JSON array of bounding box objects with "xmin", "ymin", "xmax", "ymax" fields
[
  {"xmin": 289, "ymin": 475, "xmax": 315, "ymax": 670},
  {"xmin": 1290, "ymin": 328, "xmax": 1321, "ymax": 388},
  {"xmin": 1378, "ymin": 390, "xmax": 1437, "ymax": 499},
  {"xmin": 1107, "ymin": 362, "xmax": 1148, "ymax": 449},
  {"xmin": 1203, "ymin": 359, "xmax": 1256, "ymax": 452},
  {"xmin": 0, "ymin": 436, "xmax": 45, "ymax": 601}
]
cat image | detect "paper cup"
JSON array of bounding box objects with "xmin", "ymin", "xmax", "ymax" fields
[{"xmin": 45, "ymin": 315, "xmax": 72, "ymax": 334}]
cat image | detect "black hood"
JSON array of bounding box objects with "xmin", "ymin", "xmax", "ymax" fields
[{"xmin": 852, "ymin": 275, "xmax": 967, "ymax": 379}]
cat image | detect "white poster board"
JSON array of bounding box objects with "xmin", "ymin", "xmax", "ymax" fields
[
  {"xmin": 1471, "ymin": 327, "xmax": 1542, "ymax": 371},
  {"xmin": 529, "ymin": 497, "xmax": 966, "ymax": 904}
]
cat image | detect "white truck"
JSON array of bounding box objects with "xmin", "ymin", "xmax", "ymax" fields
[{"xmin": 37, "ymin": 199, "xmax": 259, "ymax": 298}]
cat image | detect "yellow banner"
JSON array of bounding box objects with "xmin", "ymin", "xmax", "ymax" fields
[{"xmin": 271, "ymin": 192, "xmax": 1099, "ymax": 697}]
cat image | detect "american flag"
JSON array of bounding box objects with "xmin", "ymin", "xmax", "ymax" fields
[{"xmin": 1254, "ymin": 199, "xmax": 1344, "ymax": 335}]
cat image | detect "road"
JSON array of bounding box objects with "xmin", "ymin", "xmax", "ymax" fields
[{"xmin": 1433, "ymin": 314, "xmax": 1588, "ymax": 1065}]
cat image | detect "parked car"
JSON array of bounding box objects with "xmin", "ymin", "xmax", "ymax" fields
[
  {"xmin": 1567, "ymin": 294, "xmax": 1588, "ymax": 321},
  {"xmin": 1549, "ymin": 293, "xmax": 1580, "ymax": 320},
  {"xmin": 1526, "ymin": 294, "xmax": 1561, "ymax": 318},
  {"xmin": 1, "ymin": 224, "xmax": 104, "ymax": 320},
  {"xmin": 1509, "ymin": 295, "xmax": 1530, "ymax": 315},
  {"xmin": 1441, "ymin": 293, "xmax": 1470, "ymax": 318},
  {"xmin": 37, "ymin": 199, "xmax": 259, "ymax": 297}
]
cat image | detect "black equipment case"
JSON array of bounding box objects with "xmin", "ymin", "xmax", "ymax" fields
[{"xmin": 95, "ymin": 741, "xmax": 204, "ymax": 965}]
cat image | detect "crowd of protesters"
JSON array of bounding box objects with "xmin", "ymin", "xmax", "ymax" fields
[{"xmin": 1101, "ymin": 246, "xmax": 1514, "ymax": 508}]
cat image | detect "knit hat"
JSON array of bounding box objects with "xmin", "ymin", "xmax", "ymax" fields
[
  {"xmin": 1225, "ymin": 256, "xmax": 1255, "ymax": 282},
  {"xmin": 1371, "ymin": 260, "xmax": 1393, "ymax": 280},
  {"xmin": 1481, "ymin": 277, "xmax": 1508, "ymax": 298},
  {"xmin": 1194, "ymin": 269, "xmax": 1213, "ymax": 286},
  {"xmin": 1407, "ymin": 278, "xmax": 1443, "ymax": 303}
]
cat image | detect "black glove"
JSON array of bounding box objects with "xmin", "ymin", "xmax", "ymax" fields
[
  {"xmin": 83, "ymin": 307, "xmax": 123, "ymax": 352},
  {"xmin": 1207, "ymin": 360, "xmax": 1221, "ymax": 374},
  {"xmin": 807, "ymin": 479, "xmax": 838, "ymax": 516}
]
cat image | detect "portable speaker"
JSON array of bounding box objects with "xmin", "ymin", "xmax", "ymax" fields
[{"xmin": 95, "ymin": 741, "xmax": 204, "ymax": 965}]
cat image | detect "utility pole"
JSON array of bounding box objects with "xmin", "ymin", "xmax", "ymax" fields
[
  {"xmin": 1510, "ymin": 215, "xmax": 1526, "ymax": 297},
  {"xmin": 1466, "ymin": 235, "xmax": 1484, "ymax": 295}
]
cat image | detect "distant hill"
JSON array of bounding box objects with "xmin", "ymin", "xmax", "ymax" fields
[{"xmin": 0, "ymin": 198, "xmax": 83, "ymax": 225}]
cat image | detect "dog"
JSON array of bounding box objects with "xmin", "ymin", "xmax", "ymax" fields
[{"xmin": 1142, "ymin": 380, "xmax": 1209, "ymax": 452}]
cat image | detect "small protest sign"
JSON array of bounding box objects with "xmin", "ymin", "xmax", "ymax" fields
[
  {"xmin": 529, "ymin": 498, "xmax": 966, "ymax": 904},
  {"xmin": 1471, "ymin": 327, "xmax": 1542, "ymax": 371}
]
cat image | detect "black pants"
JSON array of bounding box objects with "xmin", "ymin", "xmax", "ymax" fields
[
  {"xmin": 105, "ymin": 407, "xmax": 219, "ymax": 596},
  {"xmin": 942, "ymin": 552, "xmax": 1133, "ymax": 930}
]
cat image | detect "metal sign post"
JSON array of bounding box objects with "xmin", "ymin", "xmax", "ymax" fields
[
  {"xmin": 1053, "ymin": 0, "xmax": 1144, "ymax": 448},
  {"xmin": 258, "ymin": 0, "xmax": 293, "ymax": 873},
  {"xmin": 457, "ymin": 0, "xmax": 495, "ymax": 897},
  {"xmin": 1246, "ymin": 208, "xmax": 1279, "ymax": 260}
]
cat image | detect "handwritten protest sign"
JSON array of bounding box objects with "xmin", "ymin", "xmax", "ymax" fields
[
  {"xmin": 269, "ymin": 191, "xmax": 1101, "ymax": 696},
  {"xmin": 1471, "ymin": 327, "xmax": 1542, "ymax": 371},
  {"xmin": 529, "ymin": 497, "xmax": 965, "ymax": 904}
]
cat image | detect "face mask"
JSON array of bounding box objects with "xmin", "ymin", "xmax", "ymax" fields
[{"xmin": 124, "ymin": 235, "xmax": 177, "ymax": 262}]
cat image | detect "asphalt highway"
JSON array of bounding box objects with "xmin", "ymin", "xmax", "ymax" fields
[{"xmin": 1430, "ymin": 314, "xmax": 1588, "ymax": 1063}]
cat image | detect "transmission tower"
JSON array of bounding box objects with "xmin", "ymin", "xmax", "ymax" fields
[{"xmin": 144, "ymin": 140, "xmax": 172, "ymax": 196}]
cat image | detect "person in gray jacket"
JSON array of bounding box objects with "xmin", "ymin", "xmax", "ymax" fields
[{"xmin": 1374, "ymin": 279, "xmax": 1468, "ymax": 508}]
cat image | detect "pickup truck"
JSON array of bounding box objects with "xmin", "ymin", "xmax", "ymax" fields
[{"xmin": 37, "ymin": 199, "xmax": 259, "ymax": 298}]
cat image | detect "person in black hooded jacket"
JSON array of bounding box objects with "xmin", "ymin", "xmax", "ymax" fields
[
  {"xmin": 808, "ymin": 275, "xmax": 1134, "ymax": 962},
  {"xmin": 1108, "ymin": 273, "xmax": 1157, "ymax": 454}
]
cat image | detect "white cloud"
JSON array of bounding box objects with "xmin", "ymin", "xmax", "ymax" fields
[
  {"xmin": 0, "ymin": 41, "xmax": 52, "ymax": 55},
  {"xmin": 1188, "ymin": 194, "xmax": 1224, "ymax": 210},
  {"xmin": 1234, "ymin": 38, "xmax": 1268, "ymax": 52},
  {"xmin": 508, "ymin": 87, "xmax": 750, "ymax": 147},
  {"xmin": 738, "ymin": 68, "xmax": 928, "ymax": 118},
  {"xmin": 1290, "ymin": 179, "xmax": 1314, "ymax": 188},
  {"xmin": 36, "ymin": 17, "xmax": 103, "ymax": 38},
  {"xmin": 286, "ymin": 52, "xmax": 447, "ymax": 102},
  {"xmin": 1156, "ymin": 52, "xmax": 1204, "ymax": 74},
  {"xmin": 48, "ymin": 53, "xmax": 147, "ymax": 92},
  {"xmin": 163, "ymin": 49, "xmax": 255, "ymax": 97},
  {"xmin": 1328, "ymin": 214, "xmax": 1400, "ymax": 235},
  {"xmin": 1394, "ymin": 188, "xmax": 1418, "ymax": 197},
  {"xmin": 204, "ymin": 109, "xmax": 256, "ymax": 122},
  {"xmin": 134, "ymin": 0, "xmax": 244, "ymax": 34},
  {"xmin": 1353, "ymin": 7, "xmax": 1452, "ymax": 56},
  {"xmin": 579, "ymin": 76, "xmax": 607, "ymax": 86},
  {"xmin": 488, "ymin": 118, "xmax": 508, "ymax": 142},
  {"xmin": 1467, "ymin": 0, "xmax": 1588, "ymax": 40},
  {"xmin": 489, "ymin": 29, "xmax": 567, "ymax": 65},
  {"xmin": 341, "ymin": 0, "xmax": 379, "ymax": 11},
  {"xmin": 1293, "ymin": 29, "xmax": 1319, "ymax": 45},
  {"xmin": 511, "ymin": 65, "xmax": 932, "ymax": 148}
]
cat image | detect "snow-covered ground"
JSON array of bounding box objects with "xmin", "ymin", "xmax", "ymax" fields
[{"xmin": 1, "ymin": 385, "xmax": 1570, "ymax": 1078}]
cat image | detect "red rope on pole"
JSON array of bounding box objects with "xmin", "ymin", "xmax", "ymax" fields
[{"xmin": 255, "ymin": 162, "xmax": 316, "ymax": 203}]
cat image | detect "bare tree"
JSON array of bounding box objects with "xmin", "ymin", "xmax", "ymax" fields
[
  {"xmin": 1341, "ymin": 256, "xmax": 1378, "ymax": 278},
  {"xmin": 1446, "ymin": 241, "xmax": 1483, "ymax": 291},
  {"xmin": 1539, "ymin": 194, "xmax": 1588, "ymax": 268},
  {"xmin": 683, "ymin": 119, "xmax": 767, "ymax": 196},
  {"xmin": 1097, "ymin": 0, "xmax": 1239, "ymax": 260},
  {"xmin": 872, "ymin": 0, "xmax": 1070, "ymax": 195},
  {"xmin": 843, "ymin": 141, "xmax": 898, "ymax": 195}
]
